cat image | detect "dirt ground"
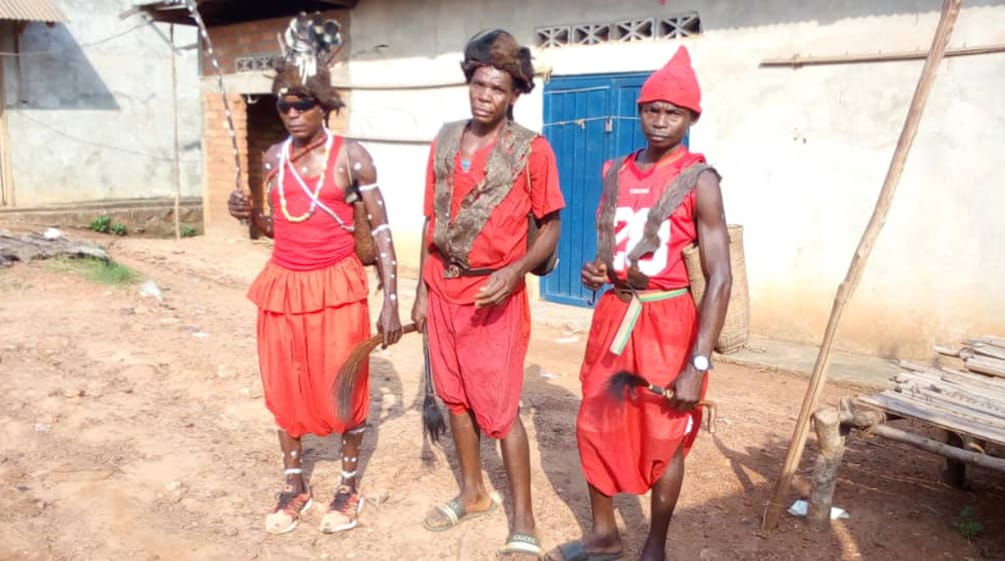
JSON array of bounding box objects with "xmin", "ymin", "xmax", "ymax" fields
[{"xmin": 1, "ymin": 232, "xmax": 1002, "ymax": 561}]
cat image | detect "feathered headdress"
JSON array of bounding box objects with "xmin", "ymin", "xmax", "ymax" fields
[
  {"xmin": 461, "ymin": 29, "xmax": 535, "ymax": 94},
  {"xmin": 273, "ymin": 12, "xmax": 345, "ymax": 112}
]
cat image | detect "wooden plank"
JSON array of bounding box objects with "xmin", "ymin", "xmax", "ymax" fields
[
  {"xmin": 894, "ymin": 369, "xmax": 1005, "ymax": 400},
  {"xmin": 896, "ymin": 385, "xmax": 1005, "ymax": 422},
  {"xmin": 894, "ymin": 390, "xmax": 1005, "ymax": 430},
  {"xmin": 968, "ymin": 344, "xmax": 1005, "ymax": 362},
  {"xmin": 965, "ymin": 356, "xmax": 1005, "ymax": 379},
  {"xmin": 934, "ymin": 345, "xmax": 962, "ymax": 357},
  {"xmin": 859, "ymin": 393, "xmax": 1005, "ymax": 447},
  {"xmin": 900, "ymin": 369, "xmax": 1005, "ymax": 396},
  {"xmin": 899, "ymin": 362, "xmax": 1005, "ymax": 396},
  {"xmin": 965, "ymin": 336, "xmax": 1005, "ymax": 349},
  {"xmin": 871, "ymin": 390, "xmax": 1005, "ymax": 438}
]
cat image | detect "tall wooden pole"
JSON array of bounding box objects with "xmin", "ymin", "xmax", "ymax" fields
[
  {"xmin": 761, "ymin": 0, "xmax": 963, "ymax": 530},
  {"xmin": 170, "ymin": 24, "xmax": 182, "ymax": 240}
]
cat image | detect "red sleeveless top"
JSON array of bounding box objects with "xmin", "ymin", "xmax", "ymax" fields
[
  {"xmin": 270, "ymin": 135, "xmax": 357, "ymax": 271},
  {"xmin": 601, "ymin": 146, "xmax": 706, "ymax": 290}
]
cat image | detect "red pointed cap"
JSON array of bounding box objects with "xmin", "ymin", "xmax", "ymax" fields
[{"xmin": 637, "ymin": 46, "xmax": 702, "ymax": 115}]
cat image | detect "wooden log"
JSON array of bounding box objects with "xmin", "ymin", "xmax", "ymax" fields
[
  {"xmin": 964, "ymin": 356, "xmax": 1005, "ymax": 379},
  {"xmin": 868, "ymin": 424, "xmax": 1005, "ymax": 473},
  {"xmin": 761, "ymin": 0, "xmax": 963, "ymax": 529},
  {"xmin": 807, "ymin": 407, "xmax": 846, "ymax": 530},
  {"xmin": 0, "ymin": 232, "xmax": 109, "ymax": 265}
]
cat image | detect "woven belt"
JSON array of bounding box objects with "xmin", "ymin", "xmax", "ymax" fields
[
  {"xmin": 608, "ymin": 287, "xmax": 689, "ymax": 355},
  {"xmin": 443, "ymin": 263, "xmax": 496, "ymax": 279}
]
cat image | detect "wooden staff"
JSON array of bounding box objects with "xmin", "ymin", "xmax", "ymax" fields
[{"xmin": 761, "ymin": 0, "xmax": 963, "ymax": 530}]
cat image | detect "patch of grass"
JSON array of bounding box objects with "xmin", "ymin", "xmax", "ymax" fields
[
  {"xmin": 181, "ymin": 224, "xmax": 198, "ymax": 238},
  {"xmin": 89, "ymin": 215, "xmax": 111, "ymax": 233},
  {"xmin": 90, "ymin": 215, "xmax": 127, "ymax": 236},
  {"xmin": 952, "ymin": 506, "xmax": 984, "ymax": 541},
  {"xmin": 48, "ymin": 256, "xmax": 139, "ymax": 286}
]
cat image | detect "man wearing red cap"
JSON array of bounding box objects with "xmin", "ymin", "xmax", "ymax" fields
[
  {"xmin": 412, "ymin": 29, "xmax": 564, "ymax": 560},
  {"xmin": 547, "ymin": 46, "xmax": 732, "ymax": 561}
]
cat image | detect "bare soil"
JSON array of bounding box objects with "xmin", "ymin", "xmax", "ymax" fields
[{"xmin": 0, "ymin": 232, "xmax": 1002, "ymax": 561}]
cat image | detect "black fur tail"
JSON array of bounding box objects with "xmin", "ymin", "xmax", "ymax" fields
[
  {"xmin": 422, "ymin": 332, "xmax": 447, "ymax": 443},
  {"xmin": 606, "ymin": 370, "xmax": 658, "ymax": 401}
]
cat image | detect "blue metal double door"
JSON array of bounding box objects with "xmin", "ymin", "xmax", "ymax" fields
[{"xmin": 540, "ymin": 72, "xmax": 650, "ymax": 307}]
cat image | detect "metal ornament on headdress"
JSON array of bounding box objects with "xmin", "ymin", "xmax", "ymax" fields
[{"xmin": 277, "ymin": 13, "xmax": 343, "ymax": 95}]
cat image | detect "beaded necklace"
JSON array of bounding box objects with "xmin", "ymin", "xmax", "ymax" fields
[{"xmin": 277, "ymin": 131, "xmax": 333, "ymax": 223}]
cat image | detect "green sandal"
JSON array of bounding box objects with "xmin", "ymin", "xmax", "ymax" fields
[{"xmin": 422, "ymin": 495, "xmax": 499, "ymax": 532}]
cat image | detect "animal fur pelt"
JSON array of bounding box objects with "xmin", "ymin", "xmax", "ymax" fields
[{"xmin": 460, "ymin": 29, "xmax": 534, "ymax": 94}]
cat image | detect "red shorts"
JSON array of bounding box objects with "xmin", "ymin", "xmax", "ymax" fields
[
  {"xmin": 426, "ymin": 288, "xmax": 531, "ymax": 439},
  {"xmin": 249, "ymin": 258, "xmax": 371, "ymax": 438},
  {"xmin": 576, "ymin": 290, "xmax": 704, "ymax": 495}
]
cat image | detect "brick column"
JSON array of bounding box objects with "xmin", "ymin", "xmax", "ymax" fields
[{"xmin": 201, "ymin": 91, "xmax": 249, "ymax": 236}]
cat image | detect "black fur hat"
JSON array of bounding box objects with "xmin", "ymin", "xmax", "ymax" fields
[{"xmin": 461, "ymin": 29, "xmax": 534, "ymax": 94}]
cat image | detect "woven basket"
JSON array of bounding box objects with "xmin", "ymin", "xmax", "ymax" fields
[{"xmin": 683, "ymin": 224, "xmax": 750, "ymax": 354}]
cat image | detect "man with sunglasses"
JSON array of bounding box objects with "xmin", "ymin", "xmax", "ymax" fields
[
  {"xmin": 227, "ymin": 15, "xmax": 402, "ymax": 536},
  {"xmin": 411, "ymin": 29, "xmax": 564, "ymax": 560}
]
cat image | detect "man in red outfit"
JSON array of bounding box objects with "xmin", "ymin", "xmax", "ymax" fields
[
  {"xmin": 227, "ymin": 14, "xmax": 402, "ymax": 536},
  {"xmin": 411, "ymin": 29, "xmax": 564, "ymax": 561},
  {"xmin": 547, "ymin": 46, "xmax": 732, "ymax": 561}
]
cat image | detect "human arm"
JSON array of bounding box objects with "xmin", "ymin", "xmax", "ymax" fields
[
  {"xmin": 669, "ymin": 170, "xmax": 732, "ymax": 410},
  {"xmin": 346, "ymin": 141, "xmax": 402, "ymax": 347},
  {"xmin": 227, "ymin": 145, "xmax": 280, "ymax": 238}
]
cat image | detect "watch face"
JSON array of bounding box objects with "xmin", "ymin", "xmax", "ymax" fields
[{"xmin": 693, "ymin": 355, "xmax": 710, "ymax": 371}]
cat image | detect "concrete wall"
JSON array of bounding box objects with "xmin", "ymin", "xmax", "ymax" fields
[
  {"xmin": 344, "ymin": 0, "xmax": 1005, "ymax": 357},
  {"xmin": 0, "ymin": 0, "xmax": 202, "ymax": 208}
]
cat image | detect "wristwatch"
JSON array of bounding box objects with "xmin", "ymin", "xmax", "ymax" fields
[{"xmin": 691, "ymin": 354, "xmax": 711, "ymax": 372}]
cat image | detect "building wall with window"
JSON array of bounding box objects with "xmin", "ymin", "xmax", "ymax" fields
[
  {"xmin": 0, "ymin": 0, "xmax": 202, "ymax": 210},
  {"xmin": 343, "ymin": 0, "xmax": 1005, "ymax": 357}
]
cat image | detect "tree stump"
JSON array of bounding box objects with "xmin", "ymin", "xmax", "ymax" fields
[{"xmin": 807, "ymin": 406, "xmax": 846, "ymax": 529}]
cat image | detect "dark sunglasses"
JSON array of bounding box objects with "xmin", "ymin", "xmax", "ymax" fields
[{"xmin": 276, "ymin": 99, "xmax": 319, "ymax": 114}]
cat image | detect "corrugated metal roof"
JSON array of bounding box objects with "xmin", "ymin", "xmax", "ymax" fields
[{"xmin": 0, "ymin": 0, "xmax": 67, "ymax": 22}]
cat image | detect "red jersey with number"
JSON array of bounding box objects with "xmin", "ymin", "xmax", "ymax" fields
[{"xmin": 600, "ymin": 146, "xmax": 706, "ymax": 291}]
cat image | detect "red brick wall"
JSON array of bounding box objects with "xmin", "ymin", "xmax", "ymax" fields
[
  {"xmin": 199, "ymin": 11, "xmax": 350, "ymax": 235},
  {"xmin": 201, "ymin": 92, "xmax": 248, "ymax": 234}
]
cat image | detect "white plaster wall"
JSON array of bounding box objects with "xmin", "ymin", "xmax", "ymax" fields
[
  {"xmin": 345, "ymin": 0, "xmax": 1005, "ymax": 356},
  {"xmin": 2, "ymin": 0, "xmax": 202, "ymax": 207}
]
